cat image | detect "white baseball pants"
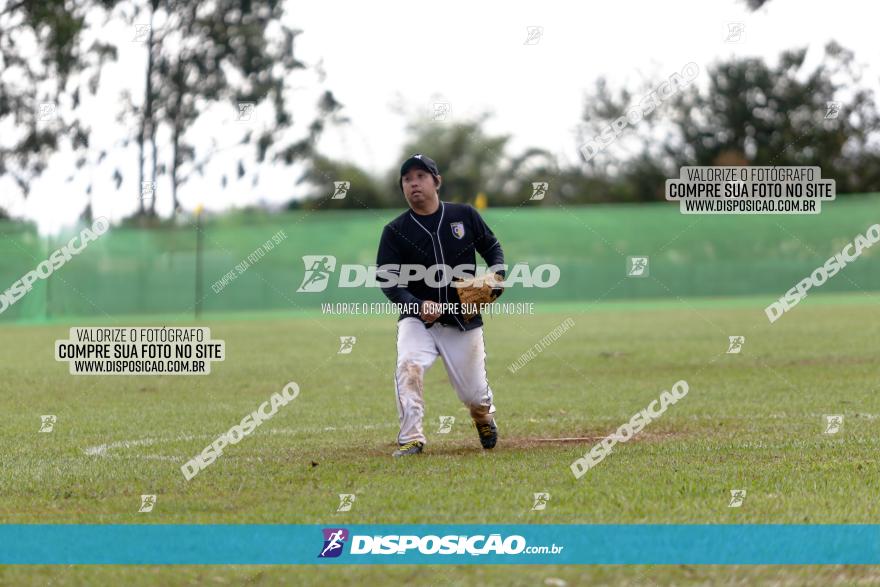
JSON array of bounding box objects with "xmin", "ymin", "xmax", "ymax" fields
[{"xmin": 394, "ymin": 317, "xmax": 496, "ymax": 445}]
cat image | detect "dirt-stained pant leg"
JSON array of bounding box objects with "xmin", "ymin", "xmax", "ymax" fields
[
  {"xmin": 395, "ymin": 317, "xmax": 439, "ymax": 444},
  {"xmin": 432, "ymin": 324, "xmax": 496, "ymax": 424}
]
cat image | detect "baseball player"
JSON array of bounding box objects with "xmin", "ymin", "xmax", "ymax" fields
[{"xmin": 376, "ymin": 154, "xmax": 505, "ymax": 457}]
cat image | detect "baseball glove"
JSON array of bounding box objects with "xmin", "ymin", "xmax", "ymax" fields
[{"xmin": 453, "ymin": 273, "xmax": 504, "ymax": 322}]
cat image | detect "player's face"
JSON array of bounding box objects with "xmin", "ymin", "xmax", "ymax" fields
[{"xmin": 402, "ymin": 168, "xmax": 440, "ymax": 208}]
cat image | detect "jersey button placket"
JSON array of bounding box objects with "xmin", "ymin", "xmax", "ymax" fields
[{"xmin": 433, "ymin": 227, "xmax": 465, "ymax": 330}]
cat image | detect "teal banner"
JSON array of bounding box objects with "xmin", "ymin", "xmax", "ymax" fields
[{"xmin": 2, "ymin": 524, "xmax": 878, "ymax": 564}]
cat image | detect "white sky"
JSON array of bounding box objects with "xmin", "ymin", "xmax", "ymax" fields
[{"xmin": 2, "ymin": 0, "xmax": 877, "ymax": 234}]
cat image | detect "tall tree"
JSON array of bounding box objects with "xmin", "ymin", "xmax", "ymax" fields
[
  {"xmin": 399, "ymin": 115, "xmax": 556, "ymax": 207},
  {"xmin": 120, "ymin": 0, "xmax": 342, "ymax": 218},
  {"xmin": 295, "ymin": 153, "xmax": 388, "ymax": 210},
  {"xmin": 398, "ymin": 114, "xmax": 509, "ymax": 204},
  {"xmin": 1, "ymin": 0, "xmax": 342, "ymax": 220},
  {"xmin": 579, "ymin": 43, "xmax": 880, "ymax": 200},
  {"xmin": 0, "ymin": 0, "xmax": 119, "ymax": 200}
]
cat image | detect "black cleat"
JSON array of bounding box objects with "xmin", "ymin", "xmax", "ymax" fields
[
  {"xmin": 475, "ymin": 418, "xmax": 498, "ymax": 449},
  {"xmin": 392, "ymin": 440, "xmax": 424, "ymax": 457}
]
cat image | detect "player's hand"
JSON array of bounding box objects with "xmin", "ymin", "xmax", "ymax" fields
[{"xmin": 420, "ymin": 300, "xmax": 442, "ymax": 323}]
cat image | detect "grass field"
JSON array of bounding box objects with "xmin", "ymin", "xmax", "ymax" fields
[{"xmin": 1, "ymin": 293, "xmax": 879, "ymax": 585}]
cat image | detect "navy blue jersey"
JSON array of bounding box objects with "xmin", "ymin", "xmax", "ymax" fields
[{"xmin": 376, "ymin": 201, "xmax": 505, "ymax": 331}]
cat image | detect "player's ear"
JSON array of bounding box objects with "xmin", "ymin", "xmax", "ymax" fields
[{"xmin": 434, "ymin": 175, "xmax": 442, "ymax": 189}]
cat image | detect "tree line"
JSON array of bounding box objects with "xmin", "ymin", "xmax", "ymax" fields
[{"xmin": 1, "ymin": 1, "xmax": 877, "ymax": 221}]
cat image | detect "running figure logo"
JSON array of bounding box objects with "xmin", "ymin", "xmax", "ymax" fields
[
  {"xmin": 824, "ymin": 415, "xmax": 843, "ymax": 434},
  {"xmin": 524, "ymin": 26, "xmax": 543, "ymax": 45},
  {"xmin": 236, "ymin": 102, "xmax": 255, "ymax": 121},
  {"xmin": 139, "ymin": 494, "xmax": 157, "ymax": 513},
  {"xmin": 728, "ymin": 489, "xmax": 746, "ymax": 508},
  {"xmin": 437, "ymin": 416, "xmax": 455, "ymax": 434},
  {"xmin": 338, "ymin": 336, "xmax": 357, "ymax": 354},
  {"xmin": 337, "ymin": 494, "xmax": 356, "ymax": 512},
  {"xmin": 133, "ymin": 24, "xmax": 151, "ymax": 43},
  {"xmin": 530, "ymin": 182, "xmax": 549, "ymax": 201},
  {"xmin": 727, "ymin": 336, "xmax": 745, "ymax": 354},
  {"xmin": 297, "ymin": 255, "xmax": 337, "ymax": 293},
  {"xmin": 432, "ymin": 102, "xmax": 451, "ymax": 121},
  {"xmin": 724, "ymin": 23, "xmax": 744, "ymax": 43},
  {"xmin": 531, "ymin": 492, "xmax": 550, "ymax": 511},
  {"xmin": 332, "ymin": 181, "xmax": 350, "ymax": 200},
  {"xmin": 39, "ymin": 415, "xmax": 57, "ymax": 433},
  {"xmin": 318, "ymin": 528, "xmax": 349, "ymax": 558},
  {"xmin": 37, "ymin": 103, "xmax": 57, "ymax": 121},
  {"xmin": 825, "ymin": 102, "xmax": 841, "ymax": 120},
  {"xmin": 141, "ymin": 181, "xmax": 156, "ymax": 202},
  {"xmin": 627, "ymin": 256, "xmax": 649, "ymax": 277}
]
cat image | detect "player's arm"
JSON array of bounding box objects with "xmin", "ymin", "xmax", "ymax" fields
[
  {"xmin": 469, "ymin": 206, "xmax": 505, "ymax": 279},
  {"xmin": 449, "ymin": 207, "xmax": 506, "ymax": 321},
  {"xmin": 377, "ymin": 225, "xmax": 440, "ymax": 321},
  {"xmin": 377, "ymin": 225, "xmax": 421, "ymax": 307}
]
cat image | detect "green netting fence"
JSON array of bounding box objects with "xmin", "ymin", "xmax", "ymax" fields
[{"xmin": 1, "ymin": 195, "xmax": 879, "ymax": 322}]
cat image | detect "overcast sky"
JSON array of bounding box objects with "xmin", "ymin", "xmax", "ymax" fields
[{"xmin": 2, "ymin": 0, "xmax": 877, "ymax": 233}]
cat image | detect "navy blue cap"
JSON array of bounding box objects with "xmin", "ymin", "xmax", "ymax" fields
[{"xmin": 400, "ymin": 153, "xmax": 440, "ymax": 178}]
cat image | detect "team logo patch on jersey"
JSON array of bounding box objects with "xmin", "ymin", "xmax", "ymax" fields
[{"xmin": 450, "ymin": 222, "xmax": 465, "ymax": 239}]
